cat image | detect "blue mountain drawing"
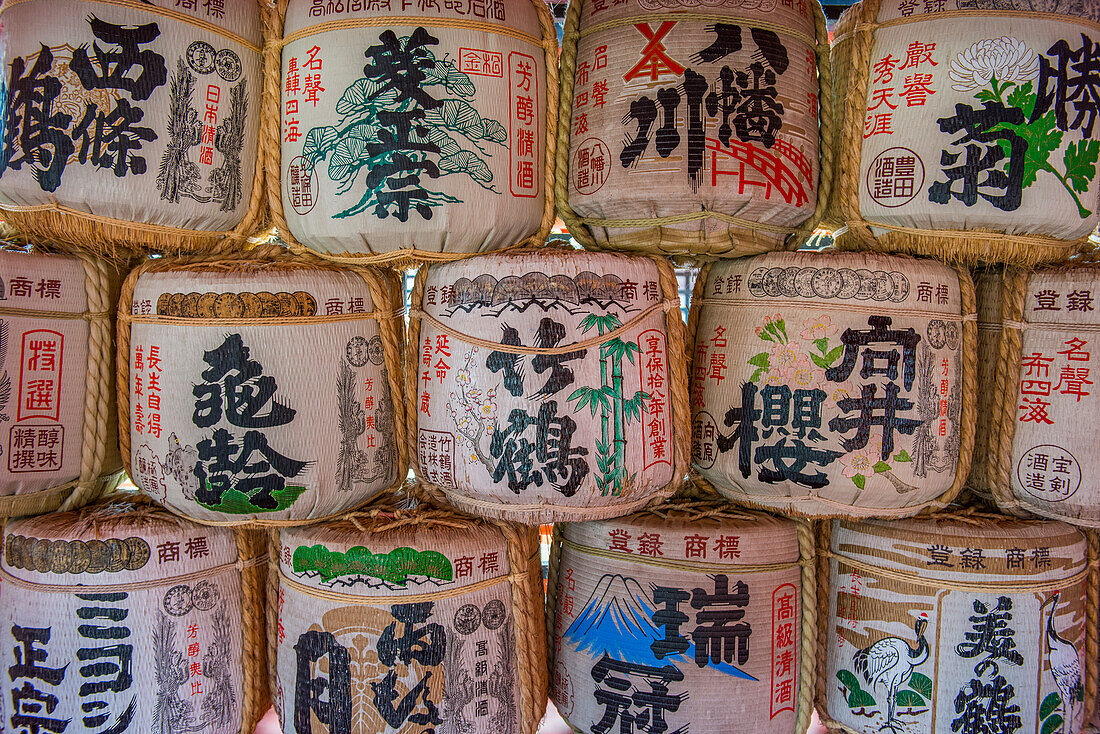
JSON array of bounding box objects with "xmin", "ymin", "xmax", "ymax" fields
[{"xmin": 563, "ymin": 573, "xmax": 758, "ymax": 681}]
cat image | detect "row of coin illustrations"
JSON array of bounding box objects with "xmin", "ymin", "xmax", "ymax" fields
[
  {"xmin": 0, "ymin": 490, "xmax": 1094, "ymax": 734},
  {"xmin": 0, "ymin": 0, "xmax": 1096, "ymax": 266}
]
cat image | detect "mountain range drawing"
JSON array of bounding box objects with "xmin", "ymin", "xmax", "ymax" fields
[{"xmin": 564, "ymin": 573, "xmax": 758, "ymax": 680}]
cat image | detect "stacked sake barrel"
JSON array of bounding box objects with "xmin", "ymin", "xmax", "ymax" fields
[{"xmin": 0, "ymin": 0, "xmax": 265, "ymax": 255}]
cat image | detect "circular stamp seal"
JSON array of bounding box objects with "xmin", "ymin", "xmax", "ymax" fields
[
  {"xmin": 367, "ymin": 335, "xmax": 385, "ymax": 365},
  {"xmin": 346, "ymin": 336, "xmax": 369, "ymax": 367},
  {"xmin": 482, "ymin": 599, "xmax": 507, "ymax": 630},
  {"xmin": 1017, "ymin": 445, "xmax": 1081, "ymax": 502},
  {"xmin": 163, "ymin": 585, "xmax": 195, "ymax": 616},
  {"xmin": 572, "ymin": 137, "xmax": 611, "ymax": 195},
  {"xmin": 215, "ymin": 48, "xmax": 243, "ymax": 82},
  {"xmin": 192, "ymin": 580, "xmax": 220, "ymax": 611},
  {"xmin": 866, "ymin": 147, "xmax": 925, "ymax": 208},
  {"xmin": 287, "ymin": 157, "xmax": 318, "ymax": 215},
  {"xmin": 454, "ymin": 604, "xmax": 482, "ymax": 634},
  {"xmin": 186, "ymin": 41, "xmax": 217, "ymax": 74}
]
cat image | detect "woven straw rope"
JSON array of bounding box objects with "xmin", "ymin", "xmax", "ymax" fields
[
  {"xmin": 814, "ymin": 515, "xmax": 1100, "ymax": 734},
  {"xmin": 544, "ymin": 497, "xmax": 818, "ymax": 734},
  {"xmin": 265, "ymin": 502, "xmax": 547, "ymax": 734},
  {"xmin": 0, "ymin": 1, "xmax": 269, "ymax": 258},
  {"xmin": 263, "ymin": 0, "xmax": 559, "ymax": 269},
  {"xmin": 830, "ymin": 0, "xmax": 1092, "ymax": 265},
  {"xmin": 405, "ymin": 248, "xmax": 690, "ymax": 522},
  {"xmin": 684, "ymin": 259, "xmax": 977, "ymax": 519},
  {"xmin": 0, "ymin": 247, "xmax": 123, "ymax": 517},
  {"xmin": 553, "ymin": 0, "xmax": 834, "ymax": 259},
  {"xmin": 115, "ymin": 252, "xmax": 409, "ymax": 527}
]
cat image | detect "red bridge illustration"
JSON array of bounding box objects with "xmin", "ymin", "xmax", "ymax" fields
[{"xmin": 706, "ymin": 136, "xmax": 813, "ymax": 207}]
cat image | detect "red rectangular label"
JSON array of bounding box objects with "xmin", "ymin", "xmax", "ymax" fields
[
  {"xmin": 508, "ymin": 51, "xmax": 539, "ymax": 198},
  {"xmin": 638, "ymin": 329, "xmax": 671, "ymax": 470},
  {"xmin": 17, "ymin": 329, "xmax": 63, "ymax": 422},
  {"xmin": 459, "ymin": 48, "xmax": 504, "ymax": 77}
]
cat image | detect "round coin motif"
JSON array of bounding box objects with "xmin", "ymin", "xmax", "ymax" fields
[
  {"xmin": 192, "ymin": 580, "xmax": 220, "ymax": 611},
  {"xmin": 762, "ymin": 268, "xmax": 784, "ymax": 297},
  {"xmin": 927, "ymin": 319, "xmax": 947, "ymax": 349},
  {"xmin": 836, "ymin": 269, "xmax": 861, "ymax": 300},
  {"xmin": 163, "ymin": 584, "xmax": 194, "ymax": 616},
  {"xmin": 795, "ymin": 268, "xmax": 817, "ymax": 298},
  {"xmin": 5, "ymin": 535, "xmax": 24, "ymax": 569},
  {"xmin": 213, "ymin": 293, "xmax": 245, "ymax": 318},
  {"xmin": 367, "ymin": 335, "xmax": 384, "ymax": 366},
  {"xmin": 888, "ymin": 271, "xmax": 910, "ymax": 303},
  {"xmin": 293, "ymin": 291, "xmax": 317, "ymax": 316},
  {"xmin": 215, "ymin": 48, "xmax": 242, "ymax": 81},
  {"xmin": 346, "ymin": 336, "xmax": 369, "ymax": 367},
  {"xmin": 125, "ymin": 537, "xmax": 151, "ymax": 570},
  {"xmin": 239, "ymin": 292, "xmax": 263, "ymax": 317},
  {"xmin": 186, "ymin": 41, "xmax": 216, "ymax": 74},
  {"xmin": 811, "ymin": 267, "xmax": 842, "ymax": 298},
  {"xmin": 104, "ymin": 538, "xmax": 129, "ymax": 573},
  {"xmin": 747, "ymin": 268, "xmax": 768, "ymax": 297},
  {"xmin": 454, "ymin": 604, "xmax": 482, "ymax": 634},
  {"xmin": 780, "ymin": 267, "xmax": 800, "ymax": 297},
  {"xmin": 85, "ymin": 540, "xmax": 108, "ymax": 574},
  {"xmin": 482, "ymin": 599, "xmax": 507, "ymax": 630},
  {"xmin": 872, "ymin": 271, "xmax": 892, "ymax": 301},
  {"xmin": 68, "ymin": 540, "xmax": 90, "ymax": 574},
  {"xmin": 854, "ymin": 270, "xmax": 876, "ymax": 300},
  {"xmin": 50, "ymin": 540, "xmax": 73, "ymax": 574},
  {"xmin": 945, "ymin": 321, "xmax": 960, "ymax": 350},
  {"xmin": 32, "ymin": 539, "xmax": 52, "ymax": 573}
]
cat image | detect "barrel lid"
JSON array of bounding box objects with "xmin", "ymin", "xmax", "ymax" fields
[
  {"xmin": 284, "ymin": 0, "xmax": 543, "ymax": 42},
  {"xmin": 130, "ymin": 261, "xmax": 376, "ymax": 318},
  {"xmin": 278, "ymin": 507, "xmax": 514, "ymax": 598},
  {"xmin": 830, "ymin": 514, "xmax": 1087, "ymax": 586},
  {"xmin": 563, "ymin": 504, "xmax": 801, "ymax": 566},
  {"xmin": 706, "ymin": 250, "xmax": 961, "ymax": 315},
  {"xmin": 0, "ymin": 250, "xmax": 88, "ymax": 314},
  {"xmin": 2, "ymin": 496, "xmax": 239, "ymax": 587}
]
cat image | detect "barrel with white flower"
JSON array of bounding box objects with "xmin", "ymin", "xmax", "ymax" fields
[
  {"xmin": 0, "ymin": 247, "xmax": 123, "ymax": 517},
  {"xmin": 270, "ymin": 497, "xmax": 546, "ymax": 733},
  {"xmin": 820, "ymin": 514, "xmax": 1096, "ymax": 734},
  {"xmin": 120, "ymin": 258, "xmax": 406, "ymax": 524},
  {"xmin": 830, "ymin": 0, "xmax": 1100, "ymax": 264},
  {"xmin": 549, "ymin": 499, "xmax": 814, "ymax": 734},
  {"xmin": 408, "ymin": 248, "xmax": 689, "ymax": 524},
  {"xmin": 978, "ymin": 264, "xmax": 1100, "ymax": 528},
  {"xmin": 0, "ymin": 497, "xmax": 268, "ymax": 733},
  {"xmin": 272, "ymin": 0, "xmax": 556, "ymax": 263},
  {"xmin": 0, "ymin": 0, "xmax": 263, "ymax": 255},
  {"xmin": 557, "ymin": 0, "xmax": 830, "ymax": 257},
  {"xmin": 689, "ymin": 251, "xmax": 975, "ymax": 517}
]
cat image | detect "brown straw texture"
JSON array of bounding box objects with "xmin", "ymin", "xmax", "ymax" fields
[
  {"xmin": 554, "ymin": 0, "xmax": 834, "ymax": 259},
  {"xmin": 263, "ymin": 0, "xmax": 559, "ymax": 269},
  {"xmin": 266, "ymin": 494, "xmax": 547, "ymax": 734},
  {"xmin": 829, "ymin": 0, "xmax": 1089, "ymax": 266},
  {"xmin": 545, "ymin": 493, "xmax": 818, "ymax": 734},
  {"xmin": 115, "ymin": 251, "xmax": 409, "ymax": 527},
  {"xmin": 0, "ymin": 2, "xmax": 269, "ymax": 259},
  {"xmin": 685, "ymin": 260, "xmax": 977, "ymax": 519},
  {"xmin": 405, "ymin": 247, "xmax": 690, "ymax": 523},
  {"xmin": 0, "ymin": 245, "xmax": 125, "ymax": 517}
]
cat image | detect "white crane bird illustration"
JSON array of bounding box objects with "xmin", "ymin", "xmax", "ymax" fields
[
  {"xmin": 852, "ymin": 617, "xmax": 929, "ymax": 733},
  {"xmin": 1043, "ymin": 592, "xmax": 1082, "ymax": 732}
]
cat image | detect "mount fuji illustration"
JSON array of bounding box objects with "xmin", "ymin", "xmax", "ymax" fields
[{"xmin": 564, "ymin": 573, "xmax": 758, "ymax": 680}]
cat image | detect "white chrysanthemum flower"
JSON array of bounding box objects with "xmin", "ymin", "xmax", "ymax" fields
[{"xmin": 949, "ymin": 37, "xmax": 1038, "ymax": 92}]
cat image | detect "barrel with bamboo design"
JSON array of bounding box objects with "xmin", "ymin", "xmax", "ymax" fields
[
  {"xmin": 407, "ymin": 247, "xmax": 689, "ymax": 524},
  {"xmin": 268, "ymin": 497, "xmax": 547, "ymax": 733},
  {"xmin": 0, "ymin": 247, "xmax": 123, "ymax": 517},
  {"xmin": 547, "ymin": 497, "xmax": 816, "ymax": 734},
  {"xmin": 118, "ymin": 257, "xmax": 406, "ymax": 524},
  {"xmin": 688, "ymin": 251, "xmax": 975, "ymax": 518},
  {"xmin": 0, "ymin": 496, "xmax": 268, "ymax": 733},
  {"xmin": 829, "ymin": 0, "xmax": 1100, "ymax": 265},
  {"xmin": 555, "ymin": 0, "xmax": 831, "ymax": 257},
  {"xmin": 0, "ymin": 0, "xmax": 264, "ymax": 256},
  {"xmin": 980, "ymin": 264, "xmax": 1100, "ymax": 528},
  {"xmin": 818, "ymin": 514, "xmax": 1098, "ymax": 734},
  {"xmin": 268, "ymin": 0, "xmax": 558, "ymax": 266}
]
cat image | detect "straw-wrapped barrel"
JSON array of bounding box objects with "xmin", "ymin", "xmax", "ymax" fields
[
  {"xmin": 830, "ymin": 0, "xmax": 1100, "ymax": 264},
  {"xmin": 547, "ymin": 496, "xmax": 816, "ymax": 734},
  {"xmin": 0, "ymin": 496, "xmax": 269, "ymax": 733},
  {"xmin": 978, "ymin": 264, "xmax": 1100, "ymax": 527},
  {"xmin": 0, "ymin": 247, "xmax": 123, "ymax": 517},
  {"xmin": 817, "ymin": 514, "xmax": 1099, "ymax": 734},
  {"xmin": 407, "ymin": 248, "xmax": 689, "ymax": 524},
  {"xmin": 267, "ymin": 497, "xmax": 547, "ymax": 733},
  {"xmin": 267, "ymin": 0, "xmax": 559, "ymax": 266},
  {"xmin": 0, "ymin": 0, "xmax": 265, "ymax": 255},
  {"xmin": 688, "ymin": 251, "xmax": 975, "ymax": 518},
  {"xmin": 118, "ymin": 257, "xmax": 406, "ymax": 525},
  {"xmin": 556, "ymin": 0, "xmax": 832, "ymax": 258}
]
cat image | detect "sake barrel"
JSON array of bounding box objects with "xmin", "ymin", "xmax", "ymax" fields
[
  {"xmin": 0, "ymin": 0, "xmax": 264, "ymax": 255},
  {"xmin": 556, "ymin": 0, "xmax": 831, "ymax": 257},
  {"xmin": 271, "ymin": 0, "xmax": 557, "ymax": 264},
  {"xmin": 548, "ymin": 499, "xmax": 814, "ymax": 734},
  {"xmin": 408, "ymin": 248, "xmax": 689, "ymax": 524},
  {"xmin": 830, "ymin": 0, "xmax": 1100, "ymax": 265},
  {"xmin": 819, "ymin": 514, "xmax": 1098, "ymax": 734},
  {"xmin": 269, "ymin": 498, "xmax": 547, "ymax": 733},
  {"xmin": 0, "ymin": 496, "xmax": 268, "ymax": 733},
  {"xmin": 688, "ymin": 251, "xmax": 976, "ymax": 517},
  {"xmin": 979, "ymin": 264, "xmax": 1100, "ymax": 527},
  {"xmin": 119, "ymin": 258, "xmax": 406, "ymax": 524},
  {"xmin": 0, "ymin": 247, "xmax": 123, "ymax": 517}
]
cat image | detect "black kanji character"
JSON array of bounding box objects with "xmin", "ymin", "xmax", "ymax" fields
[
  {"xmin": 1, "ymin": 46, "xmax": 74, "ymax": 192},
  {"xmin": 1033, "ymin": 34, "xmax": 1100, "ymax": 137},
  {"xmin": 294, "ymin": 630, "xmax": 352, "ymax": 734},
  {"xmin": 71, "ymin": 99, "xmax": 156, "ymax": 177},
  {"xmin": 70, "ymin": 17, "xmax": 168, "ymax": 101},
  {"xmin": 928, "ymin": 101, "xmax": 1026, "ymax": 212},
  {"xmin": 690, "ymin": 574, "xmax": 751, "ymax": 666},
  {"xmin": 193, "ymin": 333, "xmax": 296, "ymax": 429},
  {"xmin": 650, "ymin": 586, "xmax": 690, "ymax": 660},
  {"xmin": 591, "ymin": 654, "xmax": 685, "ymax": 734},
  {"xmin": 377, "ymin": 602, "xmax": 445, "ymax": 668}
]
